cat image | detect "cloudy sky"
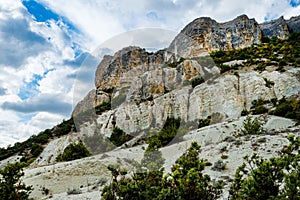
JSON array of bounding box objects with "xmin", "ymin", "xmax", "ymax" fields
[{"xmin": 0, "ymin": 0, "xmax": 299, "ymax": 147}]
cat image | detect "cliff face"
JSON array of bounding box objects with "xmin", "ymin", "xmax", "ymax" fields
[
  {"xmin": 73, "ymin": 14, "xmax": 300, "ymax": 132},
  {"xmin": 94, "ymin": 47, "xmax": 167, "ymax": 91},
  {"xmin": 94, "ymin": 70, "xmax": 300, "ymax": 138},
  {"xmin": 287, "ymin": 15, "xmax": 300, "ymax": 33},
  {"xmin": 169, "ymin": 15, "xmax": 262, "ymax": 58},
  {"xmin": 260, "ymin": 15, "xmax": 300, "ymax": 39}
]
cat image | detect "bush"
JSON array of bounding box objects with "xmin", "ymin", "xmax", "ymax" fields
[
  {"xmin": 95, "ymin": 101, "xmax": 111, "ymax": 115},
  {"xmin": 240, "ymin": 116, "xmax": 265, "ymax": 136},
  {"xmin": 279, "ymin": 59, "xmax": 287, "ymax": 66},
  {"xmin": 263, "ymin": 77, "xmax": 275, "ymax": 88},
  {"xmin": 109, "ymin": 127, "xmax": 133, "ymax": 147},
  {"xmin": 167, "ymin": 57, "xmax": 185, "ymax": 68},
  {"xmin": 254, "ymin": 63, "xmax": 266, "ymax": 72},
  {"xmin": 191, "ymin": 77, "xmax": 205, "ymax": 88},
  {"xmin": 30, "ymin": 143, "xmax": 43, "ymax": 157},
  {"xmin": 251, "ymin": 98, "xmax": 267, "ymax": 109},
  {"xmin": 198, "ymin": 116, "xmax": 211, "ymax": 128},
  {"xmin": 0, "ymin": 162, "xmax": 33, "ymax": 200},
  {"xmin": 229, "ymin": 135, "xmax": 300, "ymax": 199},
  {"xmin": 146, "ymin": 117, "xmax": 181, "ymax": 148},
  {"xmin": 67, "ymin": 188, "xmax": 82, "ymax": 195},
  {"xmin": 241, "ymin": 109, "xmax": 249, "ymax": 116},
  {"xmin": 276, "ymin": 65, "xmax": 286, "ymax": 72},
  {"xmin": 54, "ymin": 118, "xmax": 76, "ymax": 136},
  {"xmin": 270, "ymin": 98, "xmax": 300, "ymax": 120},
  {"xmin": 101, "ymin": 142, "xmax": 223, "ymax": 200},
  {"xmin": 56, "ymin": 141, "xmax": 91, "ymax": 162},
  {"xmin": 252, "ymin": 105, "xmax": 268, "ymax": 115},
  {"xmin": 212, "ymin": 159, "xmax": 226, "ymax": 171},
  {"xmin": 218, "ymin": 64, "xmax": 231, "ymax": 73}
]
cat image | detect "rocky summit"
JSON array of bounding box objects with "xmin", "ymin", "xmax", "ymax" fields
[{"xmin": 1, "ymin": 14, "xmax": 300, "ymax": 199}]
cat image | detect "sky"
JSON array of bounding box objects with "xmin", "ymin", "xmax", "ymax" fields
[{"xmin": 0, "ymin": 0, "xmax": 299, "ymax": 147}]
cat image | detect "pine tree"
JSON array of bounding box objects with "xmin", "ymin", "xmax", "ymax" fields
[{"xmin": 0, "ymin": 162, "xmax": 33, "ymax": 200}]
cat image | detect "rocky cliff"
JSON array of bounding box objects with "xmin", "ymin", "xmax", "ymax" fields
[
  {"xmin": 73, "ymin": 14, "xmax": 300, "ymax": 135},
  {"xmin": 259, "ymin": 15, "xmax": 300, "ymax": 39},
  {"xmin": 169, "ymin": 15, "xmax": 262, "ymax": 57}
]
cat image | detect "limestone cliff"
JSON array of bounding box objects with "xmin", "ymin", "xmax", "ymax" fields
[
  {"xmin": 169, "ymin": 15, "xmax": 262, "ymax": 58},
  {"xmin": 73, "ymin": 14, "xmax": 300, "ymax": 134}
]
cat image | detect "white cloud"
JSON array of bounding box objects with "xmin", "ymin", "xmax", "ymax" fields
[
  {"xmin": 0, "ymin": 0, "xmax": 80, "ymax": 147},
  {"xmin": 284, "ymin": 5, "xmax": 300, "ymax": 19},
  {"xmin": 39, "ymin": 0, "xmax": 300, "ymax": 51}
]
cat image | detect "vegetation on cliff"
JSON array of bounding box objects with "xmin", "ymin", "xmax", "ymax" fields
[
  {"xmin": 211, "ymin": 32, "xmax": 300, "ymax": 73},
  {"xmin": 0, "ymin": 118, "xmax": 75, "ymax": 164}
]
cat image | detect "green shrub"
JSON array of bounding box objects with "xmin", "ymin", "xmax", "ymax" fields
[
  {"xmin": 263, "ymin": 77, "xmax": 275, "ymax": 88},
  {"xmin": 252, "ymin": 105, "xmax": 268, "ymax": 115},
  {"xmin": 218, "ymin": 64, "xmax": 231, "ymax": 73},
  {"xmin": 102, "ymin": 87, "xmax": 115, "ymax": 94},
  {"xmin": 56, "ymin": 141, "xmax": 91, "ymax": 162},
  {"xmin": 233, "ymin": 71, "xmax": 239, "ymax": 77},
  {"xmin": 276, "ymin": 65, "xmax": 286, "ymax": 72},
  {"xmin": 279, "ymin": 59, "xmax": 287, "ymax": 66},
  {"xmin": 191, "ymin": 77, "xmax": 205, "ymax": 88},
  {"xmin": 241, "ymin": 109, "xmax": 249, "ymax": 116},
  {"xmin": 198, "ymin": 116, "xmax": 211, "ymax": 128},
  {"xmin": 67, "ymin": 188, "xmax": 82, "ymax": 195},
  {"xmin": 262, "ymin": 36, "xmax": 270, "ymax": 43},
  {"xmin": 229, "ymin": 135, "xmax": 300, "ymax": 199},
  {"xmin": 240, "ymin": 116, "xmax": 265, "ymax": 136},
  {"xmin": 109, "ymin": 127, "xmax": 133, "ymax": 147},
  {"xmin": 54, "ymin": 118, "xmax": 76, "ymax": 136},
  {"xmin": 212, "ymin": 159, "xmax": 226, "ymax": 171},
  {"xmin": 95, "ymin": 101, "xmax": 111, "ymax": 115},
  {"xmin": 210, "ymin": 32, "xmax": 300, "ymax": 70},
  {"xmin": 0, "ymin": 162, "xmax": 33, "ymax": 200},
  {"xmin": 271, "ymin": 98, "xmax": 278, "ymax": 106},
  {"xmin": 31, "ymin": 132, "xmax": 49, "ymax": 144},
  {"xmin": 221, "ymin": 154, "xmax": 229, "ymax": 159},
  {"xmin": 167, "ymin": 57, "xmax": 185, "ymax": 68},
  {"xmin": 270, "ymin": 97, "xmax": 300, "ymax": 119},
  {"xmin": 146, "ymin": 117, "xmax": 181, "ymax": 148},
  {"xmin": 255, "ymin": 63, "xmax": 266, "ymax": 72},
  {"xmin": 101, "ymin": 142, "xmax": 223, "ymax": 200},
  {"xmin": 251, "ymin": 98, "xmax": 268, "ymax": 109},
  {"xmin": 30, "ymin": 143, "xmax": 43, "ymax": 157}
]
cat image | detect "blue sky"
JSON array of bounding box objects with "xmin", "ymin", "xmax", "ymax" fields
[
  {"xmin": 0, "ymin": 0, "xmax": 299, "ymax": 147},
  {"xmin": 290, "ymin": 0, "xmax": 300, "ymax": 7}
]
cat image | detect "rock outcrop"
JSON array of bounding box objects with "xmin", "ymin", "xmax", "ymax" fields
[
  {"xmin": 287, "ymin": 15, "xmax": 300, "ymax": 33},
  {"xmin": 94, "ymin": 47, "xmax": 167, "ymax": 91},
  {"xmin": 169, "ymin": 15, "xmax": 262, "ymax": 58},
  {"xmin": 260, "ymin": 15, "xmax": 300, "ymax": 39},
  {"xmin": 260, "ymin": 16, "xmax": 290, "ymax": 39}
]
